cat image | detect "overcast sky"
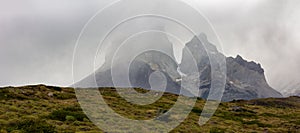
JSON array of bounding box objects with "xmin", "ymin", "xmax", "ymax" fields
[{"xmin": 0, "ymin": 0, "xmax": 299, "ymax": 93}]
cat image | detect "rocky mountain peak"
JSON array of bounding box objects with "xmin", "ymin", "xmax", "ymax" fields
[
  {"xmin": 76, "ymin": 33, "xmax": 282, "ymax": 101},
  {"xmin": 187, "ymin": 34, "xmax": 218, "ymax": 54},
  {"xmin": 232, "ymin": 55, "xmax": 264, "ymax": 74}
]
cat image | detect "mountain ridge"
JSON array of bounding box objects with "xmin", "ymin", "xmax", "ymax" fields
[{"xmin": 75, "ymin": 33, "xmax": 282, "ymax": 101}]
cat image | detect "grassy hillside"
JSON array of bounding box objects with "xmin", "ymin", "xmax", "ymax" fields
[{"xmin": 0, "ymin": 85, "xmax": 299, "ymax": 133}]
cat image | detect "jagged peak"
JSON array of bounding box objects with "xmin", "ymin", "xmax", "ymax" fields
[
  {"xmin": 186, "ymin": 33, "xmax": 218, "ymax": 53},
  {"xmin": 230, "ymin": 55, "xmax": 264, "ymax": 74},
  {"xmin": 189, "ymin": 33, "xmax": 208, "ymax": 43},
  {"xmin": 197, "ymin": 33, "xmax": 208, "ymax": 41}
]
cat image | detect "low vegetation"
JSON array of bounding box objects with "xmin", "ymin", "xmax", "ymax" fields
[{"xmin": 0, "ymin": 85, "xmax": 299, "ymax": 132}]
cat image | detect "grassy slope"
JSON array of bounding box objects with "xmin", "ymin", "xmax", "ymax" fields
[{"xmin": 0, "ymin": 85, "xmax": 299, "ymax": 133}]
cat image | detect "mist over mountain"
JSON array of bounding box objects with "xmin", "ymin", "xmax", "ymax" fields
[
  {"xmin": 280, "ymin": 82, "xmax": 300, "ymax": 97},
  {"xmin": 180, "ymin": 34, "xmax": 282, "ymax": 101},
  {"xmin": 75, "ymin": 33, "xmax": 282, "ymax": 101}
]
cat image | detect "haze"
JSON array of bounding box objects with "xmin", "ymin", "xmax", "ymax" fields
[{"xmin": 0, "ymin": 0, "xmax": 299, "ymax": 94}]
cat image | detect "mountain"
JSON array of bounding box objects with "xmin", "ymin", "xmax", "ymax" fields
[
  {"xmin": 75, "ymin": 33, "xmax": 282, "ymax": 101},
  {"xmin": 75, "ymin": 32, "xmax": 185, "ymax": 95},
  {"xmin": 180, "ymin": 34, "xmax": 282, "ymax": 101}
]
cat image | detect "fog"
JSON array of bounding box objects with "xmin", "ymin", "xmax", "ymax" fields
[{"xmin": 0, "ymin": 0, "xmax": 299, "ymax": 93}]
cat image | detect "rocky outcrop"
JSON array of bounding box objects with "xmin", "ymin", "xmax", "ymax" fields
[
  {"xmin": 179, "ymin": 34, "xmax": 282, "ymax": 101},
  {"xmin": 75, "ymin": 33, "xmax": 282, "ymax": 101},
  {"xmin": 225, "ymin": 55, "xmax": 282, "ymax": 101}
]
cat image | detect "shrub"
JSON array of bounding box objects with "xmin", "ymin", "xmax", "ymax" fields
[
  {"xmin": 83, "ymin": 118, "xmax": 90, "ymax": 122},
  {"xmin": 210, "ymin": 127, "xmax": 225, "ymax": 133},
  {"xmin": 48, "ymin": 106, "xmax": 87, "ymax": 121},
  {"xmin": 7, "ymin": 119, "xmax": 56, "ymax": 133},
  {"xmin": 65, "ymin": 116, "xmax": 76, "ymax": 122},
  {"xmin": 191, "ymin": 107, "xmax": 202, "ymax": 115},
  {"xmin": 0, "ymin": 129, "xmax": 8, "ymax": 133},
  {"xmin": 0, "ymin": 89, "xmax": 9, "ymax": 100},
  {"xmin": 47, "ymin": 86, "xmax": 62, "ymax": 91}
]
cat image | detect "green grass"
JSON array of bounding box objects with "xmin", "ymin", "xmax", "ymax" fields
[
  {"xmin": 7, "ymin": 119, "xmax": 56, "ymax": 133},
  {"xmin": 0, "ymin": 85, "xmax": 299, "ymax": 133},
  {"xmin": 48, "ymin": 107, "xmax": 88, "ymax": 122}
]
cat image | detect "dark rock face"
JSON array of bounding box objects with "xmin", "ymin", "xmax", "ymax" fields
[
  {"xmin": 231, "ymin": 55, "xmax": 264, "ymax": 74},
  {"xmin": 75, "ymin": 33, "xmax": 282, "ymax": 101},
  {"xmin": 179, "ymin": 34, "xmax": 282, "ymax": 101},
  {"xmin": 225, "ymin": 55, "xmax": 282, "ymax": 100}
]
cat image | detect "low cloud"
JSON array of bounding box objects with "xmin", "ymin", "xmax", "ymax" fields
[{"xmin": 0, "ymin": 0, "xmax": 299, "ymax": 92}]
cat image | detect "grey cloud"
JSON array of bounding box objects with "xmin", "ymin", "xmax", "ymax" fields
[
  {"xmin": 0, "ymin": 0, "xmax": 106, "ymax": 86},
  {"xmin": 199, "ymin": 0, "xmax": 300, "ymax": 91},
  {"xmin": 0, "ymin": 0, "xmax": 299, "ymax": 93}
]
